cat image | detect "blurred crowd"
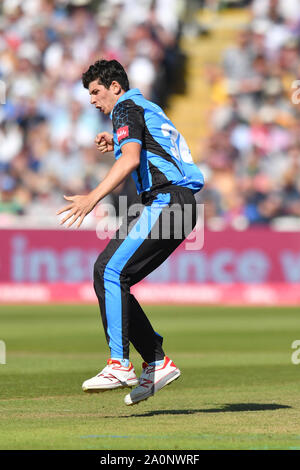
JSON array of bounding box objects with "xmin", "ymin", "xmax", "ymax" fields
[
  {"xmin": 198, "ymin": 0, "xmax": 300, "ymax": 229},
  {"xmin": 0, "ymin": 0, "xmax": 186, "ymax": 227},
  {"xmin": 1, "ymin": 0, "xmax": 300, "ymax": 229}
]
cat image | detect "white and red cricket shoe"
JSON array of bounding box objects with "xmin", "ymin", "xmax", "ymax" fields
[
  {"xmin": 124, "ymin": 356, "xmax": 181, "ymax": 405},
  {"xmin": 82, "ymin": 359, "xmax": 139, "ymax": 392}
]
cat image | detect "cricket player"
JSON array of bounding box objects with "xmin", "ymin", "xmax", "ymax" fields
[{"xmin": 57, "ymin": 59, "xmax": 204, "ymax": 405}]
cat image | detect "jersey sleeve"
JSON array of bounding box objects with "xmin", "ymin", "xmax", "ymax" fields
[{"xmin": 112, "ymin": 99, "xmax": 144, "ymax": 148}]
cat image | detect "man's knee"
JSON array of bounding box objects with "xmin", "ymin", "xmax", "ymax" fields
[
  {"xmin": 93, "ymin": 253, "xmax": 107, "ymax": 287},
  {"xmin": 94, "ymin": 254, "xmax": 122, "ymax": 284},
  {"xmin": 94, "ymin": 253, "xmax": 107, "ymax": 298}
]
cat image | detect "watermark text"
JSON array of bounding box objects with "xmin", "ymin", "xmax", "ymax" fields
[
  {"xmin": 291, "ymin": 340, "xmax": 300, "ymax": 365},
  {"xmin": 95, "ymin": 197, "xmax": 204, "ymax": 251},
  {"xmin": 0, "ymin": 340, "xmax": 6, "ymax": 364}
]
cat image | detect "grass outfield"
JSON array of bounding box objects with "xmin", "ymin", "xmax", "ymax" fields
[{"xmin": 0, "ymin": 304, "xmax": 300, "ymax": 450}]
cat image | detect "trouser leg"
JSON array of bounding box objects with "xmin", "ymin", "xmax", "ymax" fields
[
  {"xmin": 93, "ymin": 189, "xmax": 197, "ymax": 362},
  {"xmin": 128, "ymin": 293, "xmax": 164, "ymax": 363},
  {"xmin": 93, "ymin": 246, "xmax": 165, "ymax": 361}
]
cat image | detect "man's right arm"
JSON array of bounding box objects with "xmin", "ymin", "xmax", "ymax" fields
[
  {"xmin": 90, "ymin": 141, "xmax": 140, "ymax": 202},
  {"xmin": 57, "ymin": 141, "xmax": 141, "ymax": 229}
]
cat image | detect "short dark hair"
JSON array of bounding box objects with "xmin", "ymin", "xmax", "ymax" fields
[{"xmin": 82, "ymin": 59, "xmax": 130, "ymax": 91}]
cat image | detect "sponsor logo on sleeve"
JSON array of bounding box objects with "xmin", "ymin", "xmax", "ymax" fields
[{"xmin": 117, "ymin": 125, "xmax": 129, "ymax": 142}]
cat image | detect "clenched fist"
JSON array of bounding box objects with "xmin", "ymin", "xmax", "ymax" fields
[{"xmin": 95, "ymin": 132, "xmax": 114, "ymax": 153}]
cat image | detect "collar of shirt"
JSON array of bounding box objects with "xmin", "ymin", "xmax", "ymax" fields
[{"xmin": 109, "ymin": 88, "xmax": 143, "ymax": 120}]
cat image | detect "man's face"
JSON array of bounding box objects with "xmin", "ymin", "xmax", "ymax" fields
[{"xmin": 88, "ymin": 79, "xmax": 119, "ymax": 115}]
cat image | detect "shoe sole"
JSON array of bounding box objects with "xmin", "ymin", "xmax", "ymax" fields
[
  {"xmin": 124, "ymin": 369, "xmax": 181, "ymax": 406},
  {"xmin": 83, "ymin": 380, "xmax": 139, "ymax": 393}
]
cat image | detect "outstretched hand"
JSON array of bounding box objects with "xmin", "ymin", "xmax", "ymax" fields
[{"xmin": 56, "ymin": 194, "xmax": 98, "ymax": 229}]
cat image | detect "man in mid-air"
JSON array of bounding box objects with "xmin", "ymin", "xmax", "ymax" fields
[{"xmin": 58, "ymin": 59, "xmax": 204, "ymax": 405}]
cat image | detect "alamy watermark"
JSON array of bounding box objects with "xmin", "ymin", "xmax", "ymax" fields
[
  {"xmin": 291, "ymin": 340, "xmax": 300, "ymax": 365},
  {"xmin": 94, "ymin": 197, "xmax": 205, "ymax": 251},
  {"xmin": 0, "ymin": 340, "xmax": 6, "ymax": 364},
  {"xmin": 0, "ymin": 79, "xmax": 6, "ymax": 104},
  {"xmin": 291, "ymin": 80, "xmax": 300, "ymax": 104}
]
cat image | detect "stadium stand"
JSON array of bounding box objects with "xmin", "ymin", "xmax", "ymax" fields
[
  {"xmin": 192, "ymin": 0, "xmax": 300, "ymax": 230},
  {"xmin": 0, "ymin": 0, "xmax": 299, "ymax": 231},
  {"xmin": 0, "ymin": 0, "xmax": 186, "ymax": 227}
]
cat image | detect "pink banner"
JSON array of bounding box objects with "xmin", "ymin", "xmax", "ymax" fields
[
  {"xmin": 0, "ymin": 229, "xmax": 299, "ymax": 283},
  {"xmin": 0, "ymin": 229, "xmax": 299, "ymax": 304}
]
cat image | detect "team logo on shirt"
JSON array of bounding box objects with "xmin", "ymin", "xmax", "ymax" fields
[{"xmin": 117, "ymin": 125, "xmax": 129, "ymax": 142}]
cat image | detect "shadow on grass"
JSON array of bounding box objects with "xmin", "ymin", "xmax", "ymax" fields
[{"xmin": 122, "ymin": 403, "xmax": 291, "ymax": 418}]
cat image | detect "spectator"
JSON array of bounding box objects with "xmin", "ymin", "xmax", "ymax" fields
[
  {"xmin": 199, "ymin": 0, "xmax": 300, "ymax": 228},
  {"xmin": 2, "ymin": 0, "xmax": 299, "ymax": 230},
  {"xmin": 0, "ymin": 175, "xmax": 23, "ymax": 215},
  {"xmin": 0, "ymin": 0, "xmax": 185, "ymax": 227}
]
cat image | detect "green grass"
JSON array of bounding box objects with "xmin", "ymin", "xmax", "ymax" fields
[{"xmin": 0, "ymin": 304, "xmax": 300, "ymax": 450}]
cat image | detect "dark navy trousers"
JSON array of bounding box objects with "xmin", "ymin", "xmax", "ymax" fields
[{"xmin": 93, "ymin": 185, "xmax": 197, "ymax": 364}]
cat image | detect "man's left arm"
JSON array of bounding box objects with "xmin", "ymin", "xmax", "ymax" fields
[{"xmin": 57, "ymin": 141, "xmax": 141, "ymax": 228}]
